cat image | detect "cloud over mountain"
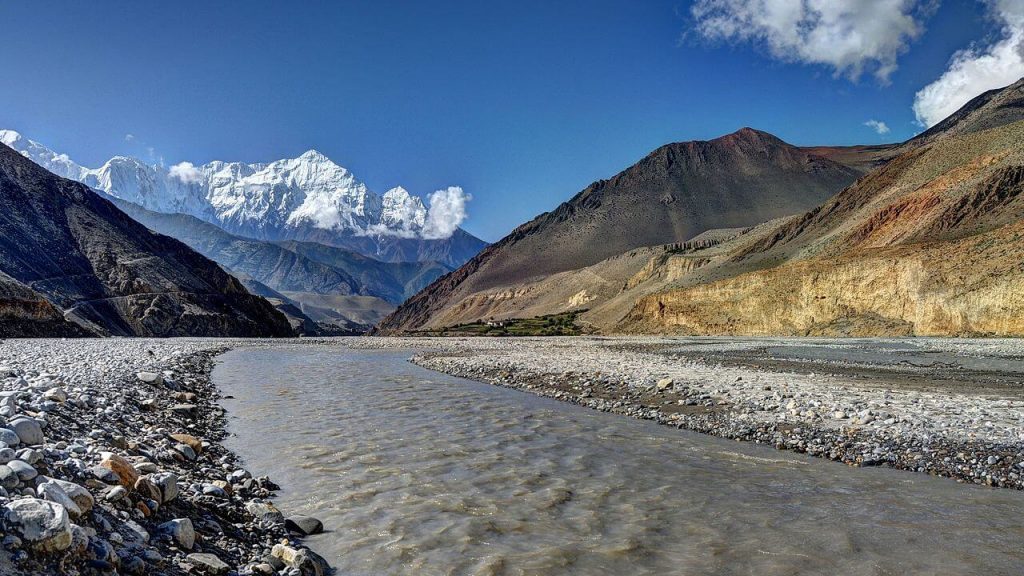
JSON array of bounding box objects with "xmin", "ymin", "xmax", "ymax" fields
[
  {"xmin": 913, "ymin": 0, "xmax": 1024, "ymax": 127},
  {"xmin": 864, "ymin": 119, "xmax": 891, "ymax": 135},
  {"xmin": 168, "ymin": 161, "xmax": 203, "ymax": 185},
  {"xmin": 423, "ymin": 187, "xmax": 472, "ymax": 240}
]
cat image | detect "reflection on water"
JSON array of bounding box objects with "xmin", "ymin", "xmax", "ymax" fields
[{"xmin": 215, "ymin": 347, "xmax": 1024, "ymax": 576}]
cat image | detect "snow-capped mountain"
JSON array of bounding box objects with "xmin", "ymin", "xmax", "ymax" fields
[
  {"xmin": 0, "ymin": 130, "xmax": 484, "ymax": 265},
  {"xmin": 0, "ymin": 130, "xmax": 87, "ymax": 181}
]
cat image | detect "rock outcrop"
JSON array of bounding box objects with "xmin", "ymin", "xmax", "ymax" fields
[{"xmin": 0, "ymin": 272, "xmax": 89, "ymax": 337}]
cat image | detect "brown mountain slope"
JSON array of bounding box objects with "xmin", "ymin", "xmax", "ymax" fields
[
  {"xmin": 375, "ymin": 128, "xmax": 884, "ymax": 333},
  {"xmin": 0, "ymin": 142, "xmax": 292, "ymax": 337},
  {"xmin": 622, "ymin": 78, "xmax": 1024, "ymax": 336}
]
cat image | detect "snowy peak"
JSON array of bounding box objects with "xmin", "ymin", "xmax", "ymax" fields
[
  {"xmin": 0, "ymin": 130, "xmax": 472, "ymax": 242},
  {"xmin": 298, "ymin": 149, "xmax": 330, "ymax": 161},
  {"xmin": 0, "ymin": 129, "xmax": 23, "ymax": 146},
  {"xmin": 378, "ymin": 186, "xmax": 428, "ymax": 236},
  {"xmin": 0, "ymin": 129, "xmax": 87, "ymax": 181}
]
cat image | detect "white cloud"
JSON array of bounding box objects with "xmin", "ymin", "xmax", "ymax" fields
[
  {"xmin": 168, "ymin": 161, "xmax": 204, "ymax": 185},
  {"xmin": 864, "ymin": 119, "xmax": 891, "ymax": 134},
  {"xmin": 691, "ymin": 0, "xmax": 928, "ymax": 81},
  {"xmin": 124, "ymin": 133, "xmax": 135, "ymax": 142},
  {"xmin": 421, "ymin": 186, "xmax": 471, "ymax": 240},
  {"xmin": 913, "ymin": 0, "xmax": 1024, "ymax": 127}
]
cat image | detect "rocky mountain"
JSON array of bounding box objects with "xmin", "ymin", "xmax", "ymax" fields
[
  {"xmin": 0, "ymin": 131, "xmax": 487, "ymax": 267},
  {"xmin": 622, "ymin": 77, "xmax": 1024, "ymax": 337},
  {"xmin": 375, "ymin": 128, "xmax": 889, "ymax": 333},
  {"xmin": 112, "ymin": 199, "xmax": 452, "ymax": 331},
  {"xmin": 0, "ymin": 141, "xmax": 292, "ymax": 337}
]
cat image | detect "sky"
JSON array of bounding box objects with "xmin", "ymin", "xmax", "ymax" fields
[{"xmin": 1, "ymin": 1, "xmax": 1022, "ymax": 242}]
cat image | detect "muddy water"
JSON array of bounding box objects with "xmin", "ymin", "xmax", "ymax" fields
[{"xmin": 215, "ymin": 347, "xmax": 1024, "ymax": 575}]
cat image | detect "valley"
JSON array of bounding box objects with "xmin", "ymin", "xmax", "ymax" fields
[{"xmin": 5, "ymin": 4, "xmax": 1024, "ymax": 576}]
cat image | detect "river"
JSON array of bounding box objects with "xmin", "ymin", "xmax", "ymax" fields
[{"xmin": 214, "ymin": 346, "xmax": 1024, "ymax": 575}]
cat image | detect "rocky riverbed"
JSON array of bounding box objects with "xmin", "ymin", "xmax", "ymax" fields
[
  {"xmin": 351, "ymin": 336, "xmax": 1024, "ymax": 490},
  {"xmin": 5, "ymin": 336, "xmax": 1024, "ymax": 575},
  {"xmin": 0, "ymin": 338, "xmax": 330, "ymax": 576}
]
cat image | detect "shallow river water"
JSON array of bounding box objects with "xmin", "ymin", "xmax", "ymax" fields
[{"xmin": 214, "ymin": 347, "xmax": 1024, "ymax": 575}]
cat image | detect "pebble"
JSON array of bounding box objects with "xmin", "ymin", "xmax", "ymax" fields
[
  {"xmin": 105, "ymin": 485, "xmax": 127, "ymax": 502},
  {"xmin": 36, "ymin": 480, "xmax": 83, "ymax": 519},
  {"xmin": 186, "ymin": 552, "xmax": 230, "ymax": 574},
  {"xmin": 157, "ymin": 518, "xmax": 195, "ymax": 550},
  {"xmin": 9, "ymin": 417, "xmax": 44, "ymax": 446},
  {"xmin": 136, "ymin": 372, "xmax": 163, "ymax": 386},
  {"xmin": 0, "ymin": 428, "xmax": 21, "ymax": 446},
  {"xmin": 7, "ymin": 459, "xmax": 37, "ymax": 482},
  {"xmin": 4, "ymin": 498, "xmax": 72, "ymax": 553},
  {"xmin": 285, "ymin": 515, "xmax": 324, "ymax": 536},
  {"xmin": 99, "ymin": 452, "xmax": 139, "ymax": 489}
]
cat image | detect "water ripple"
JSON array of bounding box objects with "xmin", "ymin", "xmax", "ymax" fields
[{"xmin": 216, "ymin": 347, "xmax": 1024, "ymax": 576}]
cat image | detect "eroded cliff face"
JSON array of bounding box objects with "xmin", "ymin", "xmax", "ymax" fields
[
  {"xmin": 624, "ymin": 254, "xmax": 714, "ymax": 291},
  {"xmin": 625, "ymin": 245, "xmax": 1024, "ymax": 337}
]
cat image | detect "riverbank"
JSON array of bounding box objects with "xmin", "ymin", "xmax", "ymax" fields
[
  {"xmin": 351, "ymin": 336, "xmax": 1024, "ymax": 490},
  {"xmin": 0, "ymin": 339, "xmax": 330, "ymax": 576}
]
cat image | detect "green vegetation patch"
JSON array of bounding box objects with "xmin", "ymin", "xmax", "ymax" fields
[{"xmin": 413, "ymin": 311, "xmax": 585, "ymax": 337}]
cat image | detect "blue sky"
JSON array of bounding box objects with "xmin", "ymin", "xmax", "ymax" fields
[{"xmin": 1, "ymin": 1, "xmax": 1020, "ymax": 241}]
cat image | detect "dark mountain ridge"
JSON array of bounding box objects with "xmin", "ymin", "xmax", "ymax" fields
[
  {"xmin": 0, "ymin": 142, "xmax": 292, "ymax": 337},
  {"xmin": 111, "ymin": 200, "xmax": 453, "ymax": 332}
]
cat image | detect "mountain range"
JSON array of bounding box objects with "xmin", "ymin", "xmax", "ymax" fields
[
  {"xmin": 377, "ymin": 77, "xmax": 1024, "ymax": 337},
  {"xmin": 0, "ymin": 130, "xmax": 487, "ymax": 267},
  {"xmin": 622, "ymin": 78, "xmax": 1024, "ymax": 336},
  {"xmin": 375, "ymin": 126, "xmax": 894, "ymax": 332},
  {"xmin": 0, "ymin": 131, "xmax": 481, "ymax": 332},
  {"xmin": 7, "ymin": 77, "xmax": 1024, "ymax": 339}
]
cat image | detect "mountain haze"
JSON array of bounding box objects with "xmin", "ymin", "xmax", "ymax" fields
[{"xmin": 114, "ymin": 199, "xmax": 452, "ymax": 330}]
